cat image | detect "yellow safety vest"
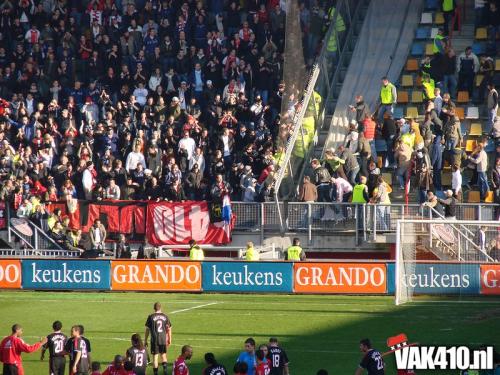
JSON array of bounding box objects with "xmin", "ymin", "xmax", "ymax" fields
[
  {"xmin": 189, "ymin": 245, "xmax": 204, "ymax": 261},
  {"xmin": 246, "ymin": 247, "xmax": 259, "ymax": 261},
  {"xmin": 380, "ymin": 83, "xmax": 395, "ymax": 105},
  {"xmin": 351, "ymin": 183, "xmax": 368, "ymax": 203},
  {"xmin": 293, "ymin": 116, "xmax": 315, "ymax": 158},
  {"xmin": 328, "ymin": 7, "xmax": 346, "ymax": 32},
  {"xmin": 433, "ymin": 34, "xmax": 445, "ymax": 54},
  {"xmin": 443, "ymin": 0, "xmax": 454, "ymax": 12},
  {"xmin": 422, "ymin": 78, "xmax": 435, "ymax": 100},
  {"xmin": 287, "ymin": 245, "xmax": 302, "ymax": 261},
  {"xmin": 401, "ymin": 132, "xmax": 415, "ymax": 148}
]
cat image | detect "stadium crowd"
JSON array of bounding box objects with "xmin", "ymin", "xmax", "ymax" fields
[
  {"xmin": 303, "ymin": 1, "xmax": 500, "ymax": 216},
  {"xmin": 0, "ymin": 0, "xmax": 340, "ymax": 222}
]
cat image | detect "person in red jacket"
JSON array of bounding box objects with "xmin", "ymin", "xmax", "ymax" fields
[
  {"xmin": 102, "ymin": 355, "xmax": 128, "ymax": 375},
  {"xmin": 0, "ymin": 324, "xmax": 47, "ymax": 375}
]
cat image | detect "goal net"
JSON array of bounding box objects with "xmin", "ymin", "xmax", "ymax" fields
[
  {"xmin": 395, "ymin": 219, "xmax": 500, "ymax": 305},
  {"xmin": 395, "ymin": 221, "xmax": 417, "ymax": 305}
]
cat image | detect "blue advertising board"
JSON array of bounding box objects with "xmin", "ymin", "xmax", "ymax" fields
[
  {"xmin": 202, "ymin": 262, "xmax": 293, "ymax": 293},
  {"xmin": 387, "ymin": 263, "xmax": 480, "ymax": 295},
  {"xmin": 22, "ymin": 260, "xmax": 111, "ymax": 290}
]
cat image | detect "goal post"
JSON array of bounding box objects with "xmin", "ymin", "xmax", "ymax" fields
[
  {"xmin": 395, "ymin": 219, "xmax": 500, "ymax": 305},
  {"xmin": 395, "ymin": 220, "xmax": 417, "ymax": 305}
]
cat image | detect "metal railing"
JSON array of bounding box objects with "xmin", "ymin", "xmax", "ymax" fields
[
  {"xmin": 7, "ymin": 218, "xmax": 64, "ymax": 251},
  {"xmin": 155, "ymin": 244, "xmax": 278, "ymax": 260},
  {"xmin": 273, "ymin": 0, "xmax": 366, "ymax": 204},
  {"xmin": 0, "ymin": 248, "xmax": 81, "ymax": 258},
  {"xmin": 396, "ymin": 219, "xmax": 500, "ymax": 263},
  {"xmin": 230, "ymin": 202, "xmax": 499, "ymax": 242}
]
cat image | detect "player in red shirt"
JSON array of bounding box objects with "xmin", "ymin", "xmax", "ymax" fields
[
  {"xmin": 102, "ymin": 355, "xmax": 128, "ymax": 375},
  {"xmin": 0, "ymin": 324, "xmax": 47, "ymax": 375},
  {"xmin": 173, "ymin": 345, "xmax": 193, "ymax": 375},
  {"xmin": 255, "ymin": 349, "xmax": 270, "ymax": 375}
]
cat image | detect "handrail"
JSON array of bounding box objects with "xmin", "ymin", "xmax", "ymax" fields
[
  {"xmin": 427, "ymin": 206, "xmax": 495, "ymax": 262},
  {"xmin": 7, "ymin": 216, "xmax": 65, "ymax": 251},
  {"xmin": 273, "ymin": 0, "xmax": 354, "ymax": 202},
  {"xmin": 294, "ymin": 0, "xmax": 367, "ymax": 193},
  {"xmin": 0, "ymin": 248, "xmax": 81, "ymax": 258}
]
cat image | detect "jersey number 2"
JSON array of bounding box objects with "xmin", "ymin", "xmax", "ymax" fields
[{"xmin": 156, "ymin": 320, "xmax": 163, "ymax": 333}]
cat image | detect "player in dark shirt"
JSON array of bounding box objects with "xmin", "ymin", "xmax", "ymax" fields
[
  {"xmin": 145, "ymin": 302, "xmax": 172, "ymax": 375},
  {"xmin": 203, "ymin": 353, "xmax": 227, "ymax": 375},
  {"xmin": 65, "ymin": 325, "xmax": 90, "ymax": 375},
  {"xmin": 268, "ymin": 338, "xmax": 289, "ymax": 375},
  {"xmin": 126, "ymin": 333, "xmax": 149, "ymax": 375},
  {"xmin": 41, "ymin": 321, "xmax": 67, "ymax": 375},
  {"xmin": 356, "ymin": 339, "xmax": 385, "ymax": 375}
]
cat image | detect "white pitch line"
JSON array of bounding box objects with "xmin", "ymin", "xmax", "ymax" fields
[{"xmin": 171, "ymin": 302, "xmax": 220, "ymax": 314}]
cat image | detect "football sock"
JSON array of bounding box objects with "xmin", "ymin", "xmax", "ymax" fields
[
  {"xmin": 153, "ymin": 368, "xmax": 159, "ymax": 375},
  {"xmin": 162, "ymin": 362, "xmax": 168, "ymax": 375}
]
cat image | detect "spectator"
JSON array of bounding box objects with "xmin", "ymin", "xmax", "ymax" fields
[
  {"xmin": 438, "ymin": 189, "xmax": 458, "ymax": 220},
  {"xmin": 442, "ymin": 48, "xmax": 457, "ymax": 99},
  {"xmin": 330, "ymin": 176, "xmax": 353, "ymax": 203},
  {"xmin": 336, "ymin": 145, "xmax": 359, "ymax": 186},
  {"xmin": 105, "ymin": 179, "xmax": 121, "ymax": 200},
  {"xmin": 468, "ymin": 143, "xmax": 489, "ymax": 200},
  {"xmin": 90, "ymin": 219, "xmax": 107, "ymax": 251},
  {"xmin": 422, "ymin": 190, "xmax": 444, "ymax": 217},
  {"xmin": 486, "ymin": 83, "xmax": 498, "ymax": 131},
  {"xmin": 452, "ymin": 164, "xmax": 463, "ymax": 202},
  {"xmin": 456, "ymin": 47, "xmax": 479, "ymax": 96},
  {"xmin": 371, "ymin": 176, "xmax": 391, "ymax": 231},
  {"xmin": 311, "ymin": 159, "xmax": 331, "ymax": 202},
  {"xmin": 243, "ymin": 179, "xmax": 257, "ymax": 202},
  {"xmin": 299, "ymin": 175, "xmax": 317, "ymax": 202},
  {"xmin": 115, "ymin": 234, "xmax": 132, "ymax": 259},
  {"xmin": 394, "ymin": 139, "xmax": 412, "ymax": 190},
  {"xmin": 357, "ymin": 132, "xmax": 372, "ymax": 178},
  {"xmin": 82, "ymin": 161, "xmax": 97, "ymax": 200},
  {"xmin": 349, "ymin": 95, "xmax": 370, "ymax": 127},
  {"xmin": 485, "ymin": 1, "xmax": 500, "ymax": 55}
]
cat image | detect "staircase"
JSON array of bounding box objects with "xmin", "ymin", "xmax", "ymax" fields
[{"xmin": 298, "ymin": 0, "xmax": 372, "ymax": 188}]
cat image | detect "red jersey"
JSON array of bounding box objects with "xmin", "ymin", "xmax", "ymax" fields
[
  {"xmin": 0, "ymin": 335, "xmax": 43, "ymax": 375},
  {"xmin": 173, "ymin": 356, "xmax": 189, "ymax": 375},
  {"xmin": 398, "ymin": 370, "xmax": 416, "ymax": 375},
  {"xmin": 256, "ymin": 361, "xmax": 270, "ymax": 375},
  {"xmin": 102, "ymin": 364, "xmax": 127, "ymax": 375}
]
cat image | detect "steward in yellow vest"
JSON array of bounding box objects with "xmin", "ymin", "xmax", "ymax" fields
[
  {"xmin": 285, "ymin": 238, "xmax": 305, "ymax": 261},
  {"xmin": 245, "ymin": 241, "xmax": 259, "ymax": 261},
  {"xmin": 189, "ymin": 239, "xmax": 204, "ymax": 260},
  {"xmin": 352, "ymin": 176, "xmax": 369, "ymax": 203}
]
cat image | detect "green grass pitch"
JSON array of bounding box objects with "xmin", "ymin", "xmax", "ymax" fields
[{"xmin": 0, "ymin": 291, "xmax": 499, "ymax": 374}]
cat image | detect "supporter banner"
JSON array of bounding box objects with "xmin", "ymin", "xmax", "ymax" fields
[
  {"xmin": 0, "ymin": 260, "xmax": 22, "ymax": 289},
  {"xmin": 147, "ymin": 202, "xmax": 233, "ymax": 245},
  {"xmin": 47, "ymin": 200, "xmax": 146, "ymax": 234},
  {"xmin": 22, "ymin": 260, "xmax": 110, "ymax": 290},
  {"xmin": 202, "ymin": 262, "xmax": 293, "ymax": 292},
  {"xmin": 111, "ymin": 261, "xmax": 202, "ymax": 291},
  {"xmin": 0, "ymin": 201, "xmax": 6, "ymax": 229},
  {"xmin": 387, "ymin": 263, "xmax": 480, "ymax": 295},
  {"xmin": 480, "ymin": 264, "xmax": 500, "ymax": 295},
  {"xmin": 294, "ymin": 263, "xmax": 387, "ymax": 294}
]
